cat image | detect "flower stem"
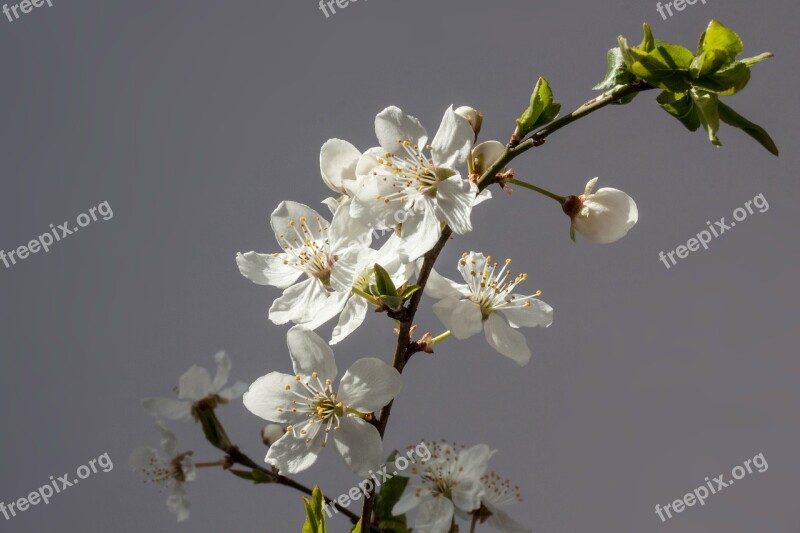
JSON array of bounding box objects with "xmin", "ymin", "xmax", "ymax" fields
[
  {"xmin": 508, "ymin": 179, "xmax": 566, "ymax": 203},
  {"xmin": 194, "ymin": 460, "xmax": 226, "ymax": 468},
  {"xmin": 352, "ymin": 287, "xmax": 380, "ymax": 306},
  {"xmin": 431, "ymin": 330, "xmax": 453, "ymax": 344},
  {"xmin": 469, "ymin": 513, "xmax": 480, "ymax": 533}
]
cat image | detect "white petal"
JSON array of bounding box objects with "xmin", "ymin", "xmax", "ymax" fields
[
  {"xmin": 156, "ymin": 419, "xmax": 179, "ymax": 458},
  {"xmin": 375, "ymin": 106, "xmax": 428, "ymax": 155},
  {"xmin": 338, "ymin": 358, "xmax": 402, "ymax": 413},
  {"xmin": 457, "ymin": 251, "xmax": 488, "ymax": 284},
  {"xmin": 330, "ymin": 247, "xmax": 368, "ymax": 293},
  {"xmin": 455, "ymin": 443, "xmax": 492, "ymax": 482},
  {"xmin": 423, "ymin": 267, "xmax": 469, "ymax": 300},
  {"xmin": 484, "ymin": 314, "xmax": 531, "ymax": 366},
  {"xmin": 331, "ymin": 295, "xmax": 369, "ymax": 345},
  {"xmin": 471, "ymin": 140, "xmax": 506, "ymax": 176},
  {"xmin": 451, "ymin": 478, "xmax": 483, "ymax": 512},
  {"xmin": 211, "ymin": 351, "xmax": 231, "ymax": 392},
  {"xmin": 320, "ymin": 138, "xmax": 361, "ymax": 194},
  {"xmin": 219, "ymin": 381, "xmax": 249, "ymax": 401},
  {"xmin": 332, "ymin": 418, "xmax": 384, "ymax": 476},
  {"xmin": 392, "ymin": 486, "xmax": 430, "ymax": 515},
  {"xmin": 268, "ymin": 278, "xmax": 328, "ymax": 325},
  {"xmin": 415, "ymin": 498, "xmax": 454, "ymax": 533},
  {"xmin": 500, "ymin": 298, "xmax": 554, "ymax": 329},
  {"xmin": 265, "ymin": 431, "xmax": 324, "ymax": 475},
  {"xmin": 431, "ymin": 105, "xmax": 473, "ymax": 170},
  {"xmin": 321, "ymin": 196, "xmax": 341, "ymax": 215},
  {"xmin": 242, "ymin": 372, "xmax": 298, "ymax": 423},
  {"xmin": 432, "ymin": 298, "xmax": 483, "ymax": 340},
  {"xmin": 166, "ymin": 485, "xmax": 191, "ymax": 522},
  {"xmin": 235, "ymin": 251, "xmax": 302, "ymax": 289},
  {"xmin": 287, "ymin": 326, "xmax": 337, "ymax": 381},
  {"xmin": 573, "ymin": 187, "xmax": 638, "ymax": 244},
  {"xmin": 179, "ymin": 455, "xmax": 196, "ymax": 483},
  {"xmin": 487, "ymin": 507, "xmax": 533, "ymax": 533},
  {"xmin": 329, "ymin": 201, "xmax": 373, "ymax": 252},
  {"xmin": 270, "ymin": 201, "xmax": 328, "ymax": 249},
  {"xmin": 435, "ymin": 175, "xmax": 474, "ymax": 235},
  {"xmin": 300, "ymin": 290, "xmax": 350, "ymax": 330},
  {"xmin": 141, "ymin": 397, "xmax": 192, "ymax": 421},
  {"xmin": 177, "ymin": 365, "xmax": 214, "ymax": 402},
  {"xmin": 397, "ymin": 201, "xmax": 441, "ymax": 262},
  {"xmin": 129, "ymin": 446, "xmax": 161, "ymax": 473}
]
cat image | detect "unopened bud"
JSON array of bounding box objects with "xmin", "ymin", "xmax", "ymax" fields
[
  {"xmin": 455, "ymin": 106, "xmax": 483, "ymax": 141},
  {"xmin": 262, "ymin": 424, "xmax": 285, "ymax": 446},
  {"xmin": 470, "ymin": 140, "xmax": 506, "ymax": 177}
]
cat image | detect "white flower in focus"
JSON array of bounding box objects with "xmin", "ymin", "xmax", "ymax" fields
[
  {"xmin": 392, "ymin": 441, "xmax": 491, "ymax": 533},
  {"xmin": 129, "ymin": 420, "xmax": 196, "ymax": 522},
  {"xmin": 142, "ymin": 352, "xmax": 248, "ymax": 421},
  {"xmin": 565, "ymin": 177, "xmax": 638, "ymax": 244},
  {"xmin": 236, "ymin": 201, "xmax": 373, "ymax": 329},
  {"xmin": 320, "ymin": 138, "xmax": 361, "ymax": 197},
  {"xmin": 351, "ymin": 105, "xmax": 476, "ymax": 261},
  {"xmin": 243, "ymin": 326, "xmax": 402, "ymax": 476},
  {"xmin": 473, "ymin": 471, "xmax": 531, "ymax": 533},
  {"xmin": 429, "ymin": 252, "xmax": 553, "ymax": 366}
]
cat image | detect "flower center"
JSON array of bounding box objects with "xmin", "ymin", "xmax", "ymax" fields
[
  {"xmin": 275, "ymin": 216, "xmax": 336, "ymax": 286},
  {"xmin": 281, "ymin": 372, "xmax": 345, "ymax": 448},
  {"xmin": 461, "ymin": 254, "xmax": 539, "ymax": 319},
  {"xmin": 137, "ymin": 452, "xmax": 192, "ymax": 485},
  {"xmin": 372, "ymin": 139, "xmax": 440, "ymax": 206}
]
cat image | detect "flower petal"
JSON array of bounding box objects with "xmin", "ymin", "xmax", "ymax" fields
[
  {"xmin": 457, "ymin": 251, "xmax": 488, "ymax": 284},
  {"xmin": 269, "ymin": 278, "xmax": 328, "ymax": 325},
  {"xmin": 435, "ymin": 175, "xmax": 474, "ymax": 235},
  {"xmin": 329, "ymin": 201, "xmax": 373, "ymax": 252},
  {"xmin": 211, "ymin": 351, "xmax": 231, "ymax": 392},
  {"xmin": 166, "ymin": 484, "xmax": 191, "ymax": 522},
  {"xmin": 270, "ymin": 201, "xmax": 328, "ymax": 250},
  {"xmin": 242, "ymin": 372, "xmax": 298, "ymax": 423},
  {"xmin": 235, "ymin": 251, "xmax": 302, "ymax": 289},
  {"xmin": 455, "ymin": 443, "xmax": 492, "ymax": 482},
  {"xmin": 320, "ymin": 138, "xmax": 361, "ymax": 194},
  {"xmin": 265, "ymin": 431, "xmax": 324, "ymax": 475},
  {"xmin": 431, "ymin": 105, "xmax": 473, "ymax": 170},
  {"xmin": 332, "ymin": 418, "xmax": 384, "ymax": 476},
  {"xmin": 219, "ymin": 381, "xmax": 249, "ymax": 401},
  {"xmin": 375, "ymin": 106, "xmax": 428, "ymax": 155},
  {"xmin": 301, "ymin": 290, "xmax": 350, "ymax": 331},
  {"xmin": 396, "ymin": 201, "xmax": 441, "ymax": 262},
  {"xmin": 177, "ymin": 365, "xmax": 214, "ymax": 401},
  {"xmin": 487, "ymin": 507, "xmax": 533, "ymax": 533},
  {"xmin": 331, "ymin": 295, "xmax": 369, "ymax": 345},
  {"xmin": 141, "ymin": 397, "xmax": 192, "ymax": 421},
  {"xmin": 392, "ymin": 485, "xmax": 430, "ymax": 515},
  {"xmin": 415, "ymin": 498, "xmax": 454, "ymax": 533},
  {"xmin": 422, "ymin": 267, "xmax": 469, "ymax": 300},
  {"xmin": 129, "ymin": 446, "xmax": 161, "ymax": 474},
  {"xmin": 484, "ymin": 314, "xmax": 531, "ymax": 366},
  {"xmin": 432, "ymin": 298, "xmax": 483, "ymax": 340},
  {"xmin": 451, "ymin": 478, "xmax": 483, "ymax": 513},
  {"xmin": 338, "ymin": 357, "xmax": 402, "ymax": 413},
  {"xmin": 156, "ymin": 419, "xmax": 178, "ymax": 458},
  {"xmin": 500, "ymin": 297, "xmax": 554, "ymax": 329},
  {"xmin": 573, "ymin": 186, "xmax": 638, "ymax": 244},
  {"xmin": 287, "ymin": 326, "xmax": 337, "ymax": 381}
]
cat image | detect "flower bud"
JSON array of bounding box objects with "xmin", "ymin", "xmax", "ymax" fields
[
  {"xmin": 565, "ymin": 177, "xmax": 638, "ymax": 244},
  {"xmin": 455, "ymin": 106, "xmax": 483, "ymax": 141},
  {"xmin": 261, "ymin": 424, "xmax": 285, "ymax": 447},
  {"xmin": 470, "ymin": 140, "xmax": 505, "ymax": 177}
]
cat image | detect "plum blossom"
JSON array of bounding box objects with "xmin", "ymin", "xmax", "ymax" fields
[
  {"xmin": 392, "ymin": 441, "xmax": 491, "ymax": 533},
  {"xmin": 429, "ymin": 252, "xmax": 553, "ymax": 366},
  {"xmin": 129, "ymin": 420, "xmax": 196, "ymax": 522},
  {"xmin": 142, "ymin": 352, "xmax": 248, "ymax": 421},
  {"xmin": 350, "ymin": 105, "xmax": 477, "ymax": 261},
  {"xmin": 243, "ymin": 326, "xmax": 402, "ymax": 476},
  {"xmin": 564, "ymin": 177, "xmax": 638, "ymax": 244},
  {"xmin": 470, "ymin": 471, "xmax": 531, "ymax": 533},
  {"xmin": 236, "ymin": 201, "xmax": 373, "ymax": 329}
]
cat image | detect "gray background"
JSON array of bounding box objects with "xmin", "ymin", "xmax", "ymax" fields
[{"xmin": 1, "ymin": 1, "xmax": 798, "ymax": 531}]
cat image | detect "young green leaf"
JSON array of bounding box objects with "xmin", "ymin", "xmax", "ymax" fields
[
  {"xmin": 593, "ymin": 48, "xmax": 635, "ymax": 92},
  {"xmin": 302, "ymin": 486, "xmax": 327, "ymax": 533},
  {"xmin": 657, "ymin": 91, "xmax": 701, "ymax": 132},
  {"xmin": 229, "ymin": 469, "xmax": 274, "ymax": 484},
  {"xmin": 692, "ymin": 61, "xmax": 751, "ymax": 95},
  {"xmin": 374, "ymin": 452, "xmax": 411, "ymax": 533},
  {"xmin": 718, "ymin": 102, "xmax": 779, "ymax": 156},
  {"xmin": 348, "ymin": 520, "xmax": 362, "ymax": 533},
  {"xmin": 516, "ymin": 77, "xmax": 561, "ymax": 138},
  {"xmin": 373, "ymin": 263, "xmax": 398, "ymax": 298},
  {"xmin": 741, "ymin": 52, "xmax": 774, "ymax": 67},
  {"xmin": 691, "ymin": 89, "xmax": 721, "ymax": 146},
  {"xmin": 699, "ymin": 20, "xmax": 744, "ymax": 59}
]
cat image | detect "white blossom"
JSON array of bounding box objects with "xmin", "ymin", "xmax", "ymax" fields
[{"xmin": 567, "ymin": 177, "xmax": 638, "ymax": 243}]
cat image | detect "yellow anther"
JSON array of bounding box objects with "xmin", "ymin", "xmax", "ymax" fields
[
  {"xmin": 311, "ymin": 372, "xmax": 318, "ymax": 379},
  {"xmin": 505, "ymin": 258, "xmax": 512, "ymax": 264},
  {"xmin": 325, "ymin": 379, "xmax": 332, "ymax": 385},
  {"xmin": 289, "ymin": 220, "xmax": 296, "ymax": 227},
  {"xmin": 295, "ymin": 375, "xmax": 302, "ymax": 381},
  {"xmin": 284, "ymin": 384, "xmax": 291, "ymax": 390},
  {"xmin": 299, "ymin": 216, "xmax": 307, "ymax": 223},
  {"xmin": 286, "ymin": 425, "xmax": 294, "ymax": 432}
]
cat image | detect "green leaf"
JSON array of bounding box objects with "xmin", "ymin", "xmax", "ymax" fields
[
  {"xmin": 628, "ymin": 43, "xmax": 694, "ymax": 92},
  {"xmin": 698, "ymin": 20, "xmax": 743, "ymax": 59},
  {"xmin": 229, "ymin": 469, "xmax": 274, "ymax": 484},
  {"xmin": 638, "ymin": 23, "xmax": 656, "ymax": 53},
  {"xmin": 348, "ymin": 520, "xmax": 362, "ymax": 533},
  {"xmin": 718, "ymin": 102, "xmax": 779, "ymax": 156},
  {"xmin": 689, "ymin": 49, "xmax": 730, "ymax": 79},
  {"xmin": 691, "ymin": 90, "xmax": 721, "ymax": 146},
  {"xmin": 373, "ymin": 263, "xmax": 398, "ymax": 298},
  {"xmin": 657, "ymin": 90, "xmax": 701, "ymax": 132},
  {"xmin": 516, "ymin": 77, "xmax": 561, "ymax": 137},
  {"xmin": 302, "ymin": 486, "xmax": 327, "ymax": 533},
  {"xmin": 374, "ymin": 451, "xmax": 411, "ymax": 533},
  {"xmin": 399, "ymin": 284, "xmax": 422, "ymax": 300},
  {"xmin": 593, "ymin": 48, "xmax": 635, "ymax": 92},
  {"xmin": 741, "ymin": 52, "xmax": 774, "ymax": 67},
  {"xmin": 692, "ymin": 61, "xmax": 750, "ymax": 95}
]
